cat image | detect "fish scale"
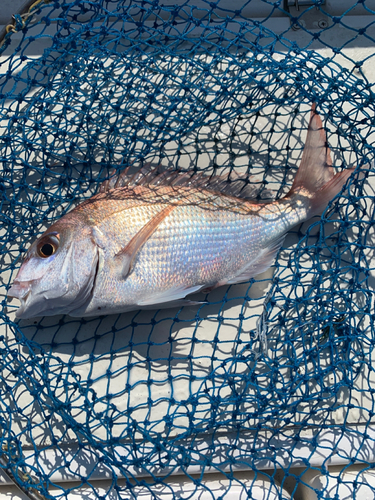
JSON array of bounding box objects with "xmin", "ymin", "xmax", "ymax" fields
[{"xmin": 90, "ymin": 203, "xmax": 255, "ymax": 313}]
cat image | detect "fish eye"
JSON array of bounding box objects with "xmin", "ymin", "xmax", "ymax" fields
[{"xmin": 37, "ymin": 234, "xmax": 60, "ymax": 259}]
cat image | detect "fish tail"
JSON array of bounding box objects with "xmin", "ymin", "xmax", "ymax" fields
[{"xmin": 288, "ymin": 104, "xmax": 355, "ymax": 216}]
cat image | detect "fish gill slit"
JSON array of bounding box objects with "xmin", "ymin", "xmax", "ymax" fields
[{"xmin": 85, "ymin": 249, "xmax": 101, "ymax": 311}]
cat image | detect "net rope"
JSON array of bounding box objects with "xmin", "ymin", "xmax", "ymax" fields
[{"xmin": 1, "ymin": 0, "xmax": 375, "ymax": 498}]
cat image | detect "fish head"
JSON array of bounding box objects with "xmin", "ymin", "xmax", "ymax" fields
[{"xmin": 8, "ymin": 218, "xmax": 99, "ymax": 319}]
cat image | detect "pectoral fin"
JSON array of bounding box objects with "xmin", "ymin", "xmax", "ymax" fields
[{"xmin": 116, "ymin": 205, "xmax": 175, "ymax": 278}]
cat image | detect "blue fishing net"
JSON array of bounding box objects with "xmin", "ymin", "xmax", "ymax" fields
[{"xmin": 1, "ymin": 0, "xmax": 375, "ymax": 498}]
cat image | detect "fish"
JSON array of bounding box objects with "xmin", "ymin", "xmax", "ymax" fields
[{"xmin": 8, "ymin": 105, "xmax": 355, "ymax": 319}]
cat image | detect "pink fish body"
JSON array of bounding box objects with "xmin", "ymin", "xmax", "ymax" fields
[{"xmin": 8, "ymin": 106, "xmax": 354, "ymax": 319}]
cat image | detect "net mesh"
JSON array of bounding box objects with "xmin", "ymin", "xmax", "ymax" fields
[{"xmin": 1, "ymin": 0, "xmax": 375, "ymax": 498}]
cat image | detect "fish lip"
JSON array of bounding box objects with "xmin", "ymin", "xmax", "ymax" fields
[
  {"xmin": 8, "ymin": 280, "xmax": 34, "ymax": 300},
  {"xmin": 8, "ymin": 281, "xmax": 36, "ymax": 319}
]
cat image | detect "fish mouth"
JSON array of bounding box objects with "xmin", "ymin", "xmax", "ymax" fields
[
  {"xmin": 8, "ymin": 280, "xmax": 36, "ymax": 319},
  {"xmin": 8, "ymin": 280, "xmax": 34, "ymax": 300}
]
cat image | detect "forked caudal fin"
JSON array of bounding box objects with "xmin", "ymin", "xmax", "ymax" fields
[{"xmin": 288, "ymin": 103, "xmax": 355, "ymax": 216}]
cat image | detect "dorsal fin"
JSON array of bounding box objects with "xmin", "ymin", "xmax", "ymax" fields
[{"xmin": 99, "ymin": 164, "xmax": 275, "ymax": 201}]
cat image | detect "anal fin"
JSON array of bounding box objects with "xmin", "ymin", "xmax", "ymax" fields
[{"xmin": 226, "ymin": 235, "xmax": 284, "ymax": 285}]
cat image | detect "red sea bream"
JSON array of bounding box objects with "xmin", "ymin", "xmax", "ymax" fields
[{"xmin": 8, "ymin": 106, "xmax": 355, "ymax": 318}]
